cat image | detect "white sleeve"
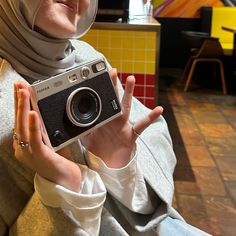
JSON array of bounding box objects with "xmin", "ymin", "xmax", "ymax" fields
[
  {"xmin": 34, "ymin": 164, "xmax": 106, "ymax": 236},
  {"xmin": 85, "ymin": 145, "xmax": 156, "ymax": 214}
]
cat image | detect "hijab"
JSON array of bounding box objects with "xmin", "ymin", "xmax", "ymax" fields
[{"xmin": 0, "ymin": 0, "xmax": 98, "ymax": 80}]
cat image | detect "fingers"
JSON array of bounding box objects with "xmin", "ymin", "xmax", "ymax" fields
[
  {"xmin": 14, "ymin": 83, "xmax": 18, "ymax": 128},
  {"xmin": 109, "ymin": 68, "xmax": 118, "ymax": 87},
  {"xmin": 133, "ymin": 106, "xmax": 163, "ymax": 135},
  {"xmin": 29, "ymin": 111, "xmax": 44, "ymax": 151},
  {"xmin": 17, "ymin": 88, "xmax": 30, "ymax": 143},
  {"xmin": 109, "ymin": 68, "xmax": 120, "ymax": 99},
  {"xmin": 122, "ymin": 75, "xmax": 135, "ymax": 120},
  {"xmin": 14, "ymin": 82, "xmax": 28, "ymax": 131}
]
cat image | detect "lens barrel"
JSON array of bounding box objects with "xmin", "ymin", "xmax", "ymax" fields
[{"xmin": 66, "ymin": 87, "xmax": 102, "ymax": 127}]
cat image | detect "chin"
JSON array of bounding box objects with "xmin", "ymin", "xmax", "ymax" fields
[
  {"xmin": 59, "ymin": 24, "xmax": 77, "ymax": 38},
  {"xmin": 48, "ymin": 26, "xmax": 77, "ymax": 39}
]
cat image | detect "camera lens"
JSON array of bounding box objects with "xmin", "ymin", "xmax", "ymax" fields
[{"xmin": 66, "ymin": 87, "xmax": 102, "ymax": 127}]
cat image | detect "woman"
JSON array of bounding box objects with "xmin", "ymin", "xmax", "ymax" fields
[{"xmin": 0, "ymin": 0, "xmax": 211, "ymax": 235}]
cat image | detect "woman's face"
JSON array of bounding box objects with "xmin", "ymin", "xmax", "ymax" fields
[{"xmin": 34, "ymin": 0, "xmax": 90, "ymax": 38}]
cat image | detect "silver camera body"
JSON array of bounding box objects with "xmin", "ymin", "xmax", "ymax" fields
[{"xmin": 30, "ymin": 59, "xmax": 122, "ymax": 151}]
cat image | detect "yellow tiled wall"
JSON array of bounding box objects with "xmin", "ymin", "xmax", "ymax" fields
[
  {"xmin": 81, "ymin": 29, "xmax": 157, "ymax": 108},
  {"xmin": 81, "ymin": 30, "xmax": 156, "ymax": 73}
]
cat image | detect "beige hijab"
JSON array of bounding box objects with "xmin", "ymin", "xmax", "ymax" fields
[{"xmin": 0, "ymin": 0, "xmax": 98, "ymax": 80}]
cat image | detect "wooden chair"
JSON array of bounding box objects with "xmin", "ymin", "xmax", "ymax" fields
[{"xmin": 182, "ymin": 37, "xmax": 227, "ymax": 94}]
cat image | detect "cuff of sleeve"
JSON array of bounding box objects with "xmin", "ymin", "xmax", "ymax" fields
[
  {"xmin": 86, "ymin": 144, "xmax": 137, "ymax": 179},
  {"xmin": 34, "ymin": 164, "xmax": 106, "ymax": 222}
]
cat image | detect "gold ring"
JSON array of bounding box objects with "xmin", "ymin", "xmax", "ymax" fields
[
  {"xmin": 18, "ymin": 141, "xmax": 29, "ymax": 149},
  {"xmin": 12, "ymin": 128, "xmax": 18, "ymax": 141}
]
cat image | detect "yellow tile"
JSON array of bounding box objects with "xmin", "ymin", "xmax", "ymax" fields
[
  {"xmin": 108, "ymin": 30, "xmax": 123, "ymax": 37},
  {"xmin": 110, "ymin": 37, "xmax": 122, "ymax": 49},
  {"xmin": 122, "ymin": 61, "xmax": 133, "ymax": 73},
  {"xmin": 109, "ymin": 60, "xmax": 122, "ymax": 71},
  {"xmin": 146, "ymin": 62, "xmax": 156, "ymax": 74},
  {"xmin": 81, "ymin": 37, "xmax": 97, "ymax": 47},
  {"xmin": 98, "ymin": 30, "xmax": 110, "ymax": 36},
  {"xmin": 123, "ymin": 38, "xmax": 135, "ymax": 49},
  {"xmin": 133, "ymin": 62, "xmax": 146, "ymax": 74},
  {"xmin": 146, "ymin": 50, "xmax": 156, "ymax": 62},
  {"xmin": 146, "ymin": 38, "xmax": 157, "ymax": 49},
  {"xmin": 134, "ymin": 38, "xmax": 146, "ymax": 49},
  {"xmin": 134, "ymin": 49, "xmax": 145, "ymax": 61},
  {"xmin": 97, "ymin": 37, "xmax": 110, "ymax": 48},
  {"xmin": 122, "ymin": 49, "xmax": 134, "ymax": 60},
  {"xmin": 132, "ymin": 31, "xmax": 147, "ymax": 38},
  {"xmin": 122, "ymin": 30, "xmax": 135, "ymax": 38},
  {"xmin": 98, "ymin": 48, "xmax": 110, "ymax": 58},
  {"xmin": 110, "ymin": 49, "xmax": 122, "ymax": 60},
  {"xmin": 147, "ymin": 32, "xmax": 156, "ymax": 39}
]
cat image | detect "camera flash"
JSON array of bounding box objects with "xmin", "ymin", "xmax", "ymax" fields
[{"xmin": 95, "ymin": 62, "xmax": 106, "ymax": 72}]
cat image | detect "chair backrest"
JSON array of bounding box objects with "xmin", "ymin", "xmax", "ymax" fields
[
  {"xmin": 181, "ymin": 31, "xmax": 211, "ymax": 49},
  {"xmin": 196, "ymin": 38, "xmax": 224, "ymax": 58}
]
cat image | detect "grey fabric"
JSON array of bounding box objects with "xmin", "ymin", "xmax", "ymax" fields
[
  {"xmin": 0, "ymin": 40, "xmax": 211, "ymax": 235},
  {"xmin": 0, "ymin": 40, "xmax": 98, "ymax": 235}
]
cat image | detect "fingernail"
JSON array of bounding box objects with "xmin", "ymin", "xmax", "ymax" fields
[
  {"xmin": 159, "ymin": 106, "xmax": 164, "ymax": 113},
  {"xmin": 18, "ymin": 89, "xmax": 23, "ymax": 99}
]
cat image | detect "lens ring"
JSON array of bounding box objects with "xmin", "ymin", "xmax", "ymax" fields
[{"xmin": 66, "ymin": 87, "xmax": 102, "ymax": 127}]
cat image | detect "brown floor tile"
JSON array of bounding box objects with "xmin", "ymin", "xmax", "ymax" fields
[
  {"xmin": 160, "ymin": 69, "xmax": 236, "ymax": 236},
  {"xmin": 176, "ymin": 194, "xmax": 212, "ymax": 235},
  {"xmin": 185, "ymin": 146, "xmax": 215, "ymax": 167},
  {"xmin": 221, "ymin": 107, "xmax": 236, "ymax": 119},
  {"xmin": 199, "ymin": 124, "xmax": 236, "ymax": 138},
  {"xmin": 206, "ymin": 137, "xmax": 236, "ymax": 158},
  {"xmin": 215, "ymin": 156, "xmax": 236, "ymax": 181},
  {"xmin": 208, "ymin": 95, "xmax": 236, "ymax": 107},
  {"xmin": 174, "ymin": 110, "xmax": 198, "ymax": 128},
  {"xmin": 225, "ymin": 181, "xmax": 236, "ymax": 205},
  {"xmin": 167, "ymin": 89, "xmax": 187, "ymax": 106},
  {"xmin": 179, "ymin": 127, "xmax": 205, "ymax": 145},
  {"xmin": 174, "ymin": 145, "xmax": 190, "ymax": 167},
  {"xmin": 230, "ymin": 120, "xmax": 236, "ymax": 130},
  {"xmin": 174, "ymin": 145, "xmax": 215, "ymax": 167},
  {"xmin": 191, "ymin": 110, "xmax": 227, "ymax": 124},
  {"xmin": 204, "ymin": 196, "xmax": 236, "ymax": 236},
  {"xmin": 221, "ymin": 108, "xmax": 236, "ymax": 129},
  {"xmin": 187, "ymin": 100, "xmax": 217, "ymax": 111},
  {"xmin": 174, "ymin": 167, "xmax": 226, "ymax": 196}
]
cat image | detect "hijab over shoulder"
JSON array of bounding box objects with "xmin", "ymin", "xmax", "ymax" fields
[{"xmin": 0, "ymin": 0, "xmax": 97, "ymax": 80}]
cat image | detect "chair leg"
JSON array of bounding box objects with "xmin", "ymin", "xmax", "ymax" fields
[
  {"xmin": 184, "ymin": 59, "xmax": 198, "ymax": 92},
  {"xmin": 182, "ymin": 57, "xmax": 194, "ymax": 82},
  {"xmin": 217, "ymin": 59, "xmax": 227, "ymax": 95}
]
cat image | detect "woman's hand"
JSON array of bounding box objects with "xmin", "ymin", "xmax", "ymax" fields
[
  {"xmin": 13, "ymin": 82, "xmax": 81, "ymax": 192},
  {"xmin": 81, "ymin": 69, "xmax": 163, "ymax": 168}
]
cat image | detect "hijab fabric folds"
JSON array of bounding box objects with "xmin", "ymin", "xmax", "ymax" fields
[{"xmin": 0, "ymin": 0, "xmax": 98, "ymax": 80}]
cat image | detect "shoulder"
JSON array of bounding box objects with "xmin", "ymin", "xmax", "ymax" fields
[{"xmin": 70, "ymin": 39, "xmax": 104, "ymax": 63}]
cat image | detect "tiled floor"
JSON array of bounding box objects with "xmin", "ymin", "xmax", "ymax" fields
[{"xmin": 158, "ymin": 69, "xmax": 236, "ymax": 236}]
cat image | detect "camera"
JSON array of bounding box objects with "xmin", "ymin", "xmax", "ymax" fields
[{"xmin": 30, "ymin": 59, "xmax": 122, "ymax": 151}]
